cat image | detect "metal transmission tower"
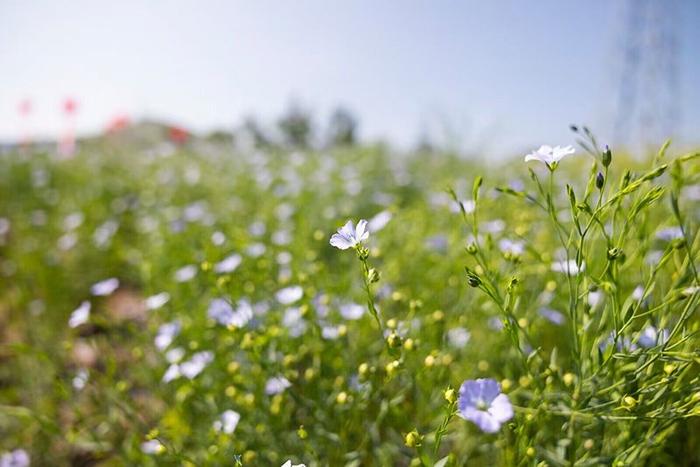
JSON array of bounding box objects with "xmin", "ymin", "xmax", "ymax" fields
[{"xmin": 614, "ymin": 0, "xmax": 680, "ymax": 151}]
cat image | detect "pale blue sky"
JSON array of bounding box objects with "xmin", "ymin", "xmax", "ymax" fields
[{"xmin": 1, "ymin": 0, "xmax": 698, "ymax": 154}]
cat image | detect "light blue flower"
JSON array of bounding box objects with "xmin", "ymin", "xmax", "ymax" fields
[
  {"xmin": 329, "ymin": 219, "xmax": 369, "ymax": 250},
  {"xmin": 0, "ymin": 449, "xmax": 30, "ymax": 467},
  {"xmin": 457, "ymin": 378, "xmax": 513, "ymax": 433},
  {"xmin": 524, "ymin": 145, "xmax": 575, "ymax": 166}
]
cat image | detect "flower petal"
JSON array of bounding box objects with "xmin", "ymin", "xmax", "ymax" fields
[
  {"xmin": 330, "ymin": 233, "xmax": 354, "ymax": 250},
  {"xmin": 489, "ymin": 393, "xmax": 514, "ymax": 423},
  {"xmin": 355, "ymin": 219, "xmax": 369, "ymax": 242}
]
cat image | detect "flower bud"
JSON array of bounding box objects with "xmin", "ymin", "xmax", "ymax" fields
[
  {"xmin": 444, "ymin": 387, "xmax": 456, "ymax": 404},
  {"xmin": 607, "ymin": 247, "xmax": 624, "ymax": 261},
  {"xmin": 466, "ymin": 242, "xmax": 478, "ymax": 255},
  {"xmin": 387, "ymin": 331, "xmax": 402, "ymax": 348},
  {"xmin": 563, "ymin": 372, "xmax": 575, "ymax": 387},
  {"xmin": 596, "ymin": 172, "xmax": 605, "ymax": 190},
  {"xmin": 465, "ymin": 268, "xmax": 481, "ymax": 287},
  {"xmin": 297, "ymin": 425, "xmax": 308, "ymax": 439},
  {"xmin": 622, "ymin": 395, "xmax": 637, "ymax": 410},
  {"xmin": 602, "ymin": 145, "xmax": 612, "ymax": 167},
  {"xmin": 368, "ymin": 268, "xmax": 381, "ymax": 283},
  {"xmin": 404, "ymin": 429, "xmax": 422, "ymax": 448}
]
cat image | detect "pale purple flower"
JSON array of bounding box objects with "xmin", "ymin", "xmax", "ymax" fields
[
  {"xmin": 141, "ymin": 439, "xmax": 164, "ymax": 455},
  {"xmin": 587, "ymin": 290, "xmax": 602, "ymax": 307},
  {"xmin": 638, "ymin": 326, "xmax": 669, "ymax": 348},
  {"xmin": 72, "ymin": 368, "xmax": 89, "ymax": 390},
  {"xmin": 155, "ymin": 321, "xmax": 180, "ymax": 350},
  {"xmin": 283, "ymin": 307, "xmax": 307, "ymax": 337},
  {"xmin": 447, "ymin": 327, "xmax": 471, "ymax": 348},
  {"xmin": 246, "ymin": 242, "xmax": 266, "ymax": 257},
  {"xmin": 539, "ymin": 308, "xmax": 565, "ymax": 325},
  {"xmin": 551, "ymin": 260, "xmax": 585, "ymax": 276},
  {"xmin": 458, "ymin": 378, "xmax": 513, "ymax": 433},
  {"xmin": 631, "ymin": 285, "xmax": 645, "ymax": 301},
  {"xmin": 145, "ymin": 292, "xmax": 170, "ymax": 310},
  {"xmin": 208, "ymin": 299, "xmax": 252, "ymax": 327},
  {"xmin": 339, "ymin": 302, "xmax": 365, "ymax": 320},
  {"xmin": 329, "ymin": 219, "xmax": 369, "ymax": 250},
  {"xmin": 0, "ymin": 449, "xmax": 30, "ymax": 467},
  {"xmin": 265, "ymin": 376, "xmax": 291, "ymax": 395},
  {"xmin": 91, "ymin": 278, "xmax": 119, "ymax": 296},
  {"xmin": 276, "ymin": 285, "xmax": 303, "ymax": 304},
  {"xmin": 656, "ymin": 226, "xmax": 684, "ymax": 241},
  {"xmin": 499, "ymin": 239, "xmax": 524, "ymax": 256},
  {"xmin": 321, "ymin": 325, "xmax": 341, "ymax": 340},
  {"xmin": 179, "ymin": 351, "xmax": 214, "ymax": 379},
  {"xmin": 174, "ymin": 265, "xmax": 197, "ymax": 282},
  {"xmin": 368, "ymin": 210, "xmax": 392, "ymax": 232},
  {"xmin": 162, "ymin": 364, "xmax": 181, "ymax": 383},
  {"xmin": 165, "ymin": 347, "xmax": 185, "ymax": 363},
  {"xmin": 214, "ymin": 253, "xmax": 242, "ymax": 274},
  {"xmin": 163, "ymin": 351, "xmax": 214, "ymax": 382},
  {"xmin": 68, "ymin": 301, "xmax": 91, "ymax": 328},
  {"xmin": 524, "ymin": 145, "xmax": 576, "ymax": 166},
  {"xmin": 58, "ymin": 232, "xmax": 78, "ymax": 251},
  {"xmin": 213, "ymin": 410, "xmax": 241, "ymax": 434},
  {"xmin": 211, "ymin": 231, "xmax": 226, "ymax": 246},
  {"xmin": 481, "ymin": 220, "xmax": 505, "ymax": 234}
]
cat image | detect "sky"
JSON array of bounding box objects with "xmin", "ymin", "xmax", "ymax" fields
[{"xmin": 1, "ymin": 0, "xmax": 698, "ymax": 155}]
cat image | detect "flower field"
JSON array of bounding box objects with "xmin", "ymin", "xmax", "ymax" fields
[{"xmin": 1, "ymin": 131, "xmax": 699, "ymax": 466}]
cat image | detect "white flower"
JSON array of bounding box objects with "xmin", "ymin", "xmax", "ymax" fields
[
  {"xmin": 155, "ymin": 321, "xmax": 180, "ymax": 350},
  {"xmin": 180, "ymin": 351, "xmax": 214, "ymax": 379},
  {"xmin": 368, "ymin": 210, "xmax": 392, "ymax": 232},
  {"xmin": 208, "ymin": 299, "xmax": 253, "ymax": 327},
  {"xmin": 162, "ymin": 364, "xmax": 181, "ymax": 383},
  {"xmin": 165, "ymin": 347, "xmax": 185, "ymax": 363},
  {"xmin": 339, "ymin": 302, "xmax": 365, "ymax": 320},
  {"xmin": 211, "ymin": 231, "xmax": 226, "ymax": 246},
  {"xmin": 174, "ymin": 265, "xmax": 197, "ymax": 282},
  {"xmin": 283, "ymin": 307, "xmax": 307, "ymax": 337},
  {"xmin": 246, "ymin": 242, "xmax": 266, "ymax": 257},
  {"xmin": 281, "ymin": 461, "xmax": 306, "ymax": 467},
  {"xmin": 72, "ymin": 368, "xmax": 89, "ymax": 390},
  {"xmin": 447, "ymin": 327, "xmax": 471, "ymax": 348},
  {"xmin": 213, "ymin": 410, "xmax": 241, "ymax": 434},
  {"xmin": 265, "ymin": 376, "xmax": 291, "ymax": 395},
  {"xmin": 276, "ymin": 285, "xmax": 303, "ymax": 304},
  {"xmin": 329, "ymin": 219, "xmax": 369, "ymax": 250},
  {"xmin": 524, "ymin": 145, "xmax": 575, "ymax": 166},
  {"xmin": 551, "ymin": 260, "xmax": 585, "ymax": 275},
  {"xmin": 145, "ymin": 292, "xmax": 170, "ymax": 310},
  {"xmin": 498, "ymin": 239, "xmax": 524, "ymax": 256},
  {"xmin": 141, "ymin": 439, "xmax": 164, "ymax": 455},
  {"xmin": 587, "ymin": 290, "xmax": 602, "ymax": 307},
  {"xmin": 214, "ymin": 253, "xmax": 242, "ymax": 274},
  {"xmin": 91, "ymin": 278, "xmax": 119, "ymax": 296},
  {"xmin": 321, "ymin": 325, "xmax": 341, "ymax": 340},
  {"xmin": 69, "ymin": 301, "xmax": 91, "ymax": 328}
]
